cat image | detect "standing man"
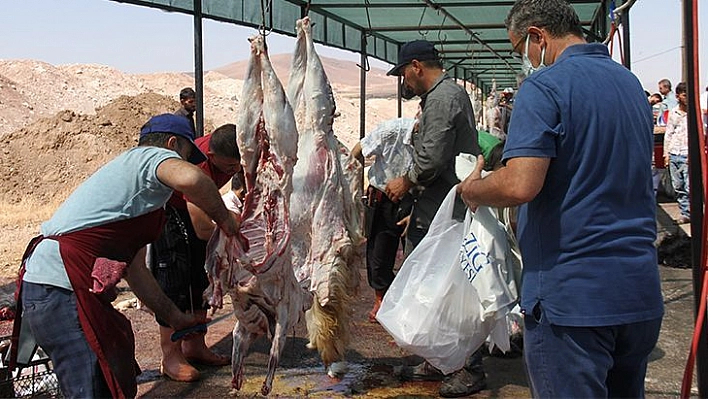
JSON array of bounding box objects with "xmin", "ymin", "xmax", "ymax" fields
[
  {"xmin": 12, "ymin": 113, "xmax": 240, "ymax": 398},
  {"xmin": 385, "ymin": 39, "xmax": 482, "ymax": 398},
  {"xmin": 350, "ymin": 117, "xmax": 417, "ymax": 323},
  {"xmin": 664, "ymin": 82, "xmax": 690, "ymax": 224},
  {"xmin": 151, "ymin": 123, "xmax": 243, "ymax": 382},
  {"xmin": 176, "ymin": 87, "xmax": 197, "ymax": 134},
  {"xmin": 657, "ymin": 78, "xmax": 678, "ymax": 126},
  {"xmin": 458, "ymin": 1, "xmax": 664, "ymax": 397}
]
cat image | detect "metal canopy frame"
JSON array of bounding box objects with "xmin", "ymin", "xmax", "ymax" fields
[{"xmin": 110, "ymin": 0, "xmax": 615, "ymax": 91}]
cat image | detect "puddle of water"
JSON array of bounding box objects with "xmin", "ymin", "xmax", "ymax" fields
[{"xmin": 275, "ymin": 362, "xmax": 436, "ymax": 397}]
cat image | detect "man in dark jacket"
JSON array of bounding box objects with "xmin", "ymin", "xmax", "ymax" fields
[{"xmin": 385, "ymin": 39, "xmax": 483, "ymax": 398}]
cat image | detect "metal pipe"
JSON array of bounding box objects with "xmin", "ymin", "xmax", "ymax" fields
[
  {"xmin": 360, "ymin": 31, "xmax": 367, "ymax": 194},
  {"xmin": 683, "ymin": 0, "xmax": 708, "ymax": 394},
  {"xmin": 193, "ymin": 0, "xmax": 204, "ymax": 138},
  {"xmin": 621, "ymin": 10, "xmax": 631, "ymax": 68},
  {"xmin": 360, "ymin": 31, "xmax": 367, "ymax": 142},
  {"xmin": 419, "ymin": 0, "xmax": 514, "ymax": 72}
]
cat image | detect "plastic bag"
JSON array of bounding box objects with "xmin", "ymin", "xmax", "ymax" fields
[
  {"xmin": 455, "ymin": 153, "xmax": 478, "ymax": 181},
  {"xmin": 460, "ymin": 206, "xmax": 521, "ymax": 352},
  {"xmin": 377, "ymin": 186, "xmax": 517, "ymax": 374}
]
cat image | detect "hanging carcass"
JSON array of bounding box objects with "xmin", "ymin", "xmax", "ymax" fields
[
  {"xmin": 287, "ymin": 16, "xmax": 365, "ymax": 375},
  {"xmin": 203, "ymin": 34, "xmax": 311, "ymax": 396}
]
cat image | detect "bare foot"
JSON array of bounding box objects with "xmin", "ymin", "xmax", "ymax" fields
[
  {"xmin": 160, "ymin": 358, "xmax": 200, "ymax": 382},
  {"xmin": 183, "ymin": 342, "xmax": 230, "ymax": 366}
]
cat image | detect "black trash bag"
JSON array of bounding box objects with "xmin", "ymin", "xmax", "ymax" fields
[{"xmin": 657, "ymin": 231, "xmax": 692, "ymax": 269}]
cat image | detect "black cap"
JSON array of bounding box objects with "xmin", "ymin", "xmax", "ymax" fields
[{"xmin": 387, "ymin": 40, "xmax": 439, "ymax": 76}]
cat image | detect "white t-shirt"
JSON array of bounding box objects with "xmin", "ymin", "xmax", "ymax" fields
[{"xmin": 360, "ymin": 118, "xmax": 416, "ymax": 192}]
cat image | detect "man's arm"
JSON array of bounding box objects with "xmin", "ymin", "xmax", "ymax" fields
[
  {"xmin": 350, "ymin": 142, "xmax": 363, "ymax": 160},
  {"xmin": 663, "ymin": 112, "xmax": 676, "ymax": 166},
  {"xmin": 186, "ymin": 202, "xmax": 219, "ymax": 241},
  {"xmin": 408, "ymin": 102, "xmax": 459, "ymax": 187},
  {"xmin": 124, "ymin": 247, "xmax": 198, "ymax": 331},
  {"xmin": 156, "ymin": 158, "xmax": 238, "ymax": 236},
  {"xmin": 386, "ymin": 103, "xmax": 457, "ymax": 201},
  {"xmin": 458, "ymin": 155, "xmax": 549, "ymax": 209}
]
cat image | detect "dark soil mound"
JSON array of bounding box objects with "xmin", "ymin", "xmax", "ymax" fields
[{"xmin": 0, "ymin": 92, "xmax": 179, "ymax": 204}]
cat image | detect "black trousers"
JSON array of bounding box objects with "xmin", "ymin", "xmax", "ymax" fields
[
  {"xmin": 150, "ymin": 205, "xmax": 209, "ymax": 326},
  {"xmin": 365, "ymin": 190, "xmax": 409, "ymax": 291}
]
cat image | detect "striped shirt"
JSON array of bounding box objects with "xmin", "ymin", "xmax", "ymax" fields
[{"xmin": 663, "ymin": 106, "xmax": 688, "ymax": 156}]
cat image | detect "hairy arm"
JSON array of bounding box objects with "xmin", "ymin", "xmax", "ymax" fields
[
  {"xmin": 187, "ymin": 201, "xmax": 219, "ymax": 241},
  {"xmin": 124, "ymin": 247, "xmax": 197, "ymax": 331},
  {"xmin": 458, "ymin": 155, "xmax": 549, "ymax": 209},
  {"xmin": 156, "ymin": 158, "xmax": 239, "ymax": 236}
]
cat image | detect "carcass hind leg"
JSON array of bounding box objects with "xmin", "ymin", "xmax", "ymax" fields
[
  {"xmin": 230, "ymin": 321, "xmax": 256, "ymax": 393},
  {"xmin": 262, "ymin": 306, "xmax": 289, "ymax": 396}
]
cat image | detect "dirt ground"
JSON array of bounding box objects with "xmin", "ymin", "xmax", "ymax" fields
[
  {"xmin": 121, "ymin": 207, "xmax": 697, "ymax": 399},
  {"xmin": 83, "ymin": 197, "xmax": 694, "ymax": 399}
]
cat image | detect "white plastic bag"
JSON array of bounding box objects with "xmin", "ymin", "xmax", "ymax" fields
[
  {"xmin": 455, "ymin": 153, "xmax": 478, "ymax": 181},
  {"xmin": 377, "ymin": 186, "xmax": 517, "ymax": 374},
  {"xmin": 460, "ymin": 206, "xmax": 521, "ymax": 352}
]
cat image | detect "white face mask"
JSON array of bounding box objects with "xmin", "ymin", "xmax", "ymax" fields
[{"xmin": 521, "ymin": 34, "xmax": 546, "ymax": 76}]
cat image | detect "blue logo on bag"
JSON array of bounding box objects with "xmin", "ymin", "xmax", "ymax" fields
[{"xmin": 460, "ymin": 232, "xmax": 492, "ymax": 283}]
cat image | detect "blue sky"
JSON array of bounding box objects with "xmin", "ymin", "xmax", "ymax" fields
[{"xmin": 1, "ymin": 0, "xmax": 704, "ymax": 92}]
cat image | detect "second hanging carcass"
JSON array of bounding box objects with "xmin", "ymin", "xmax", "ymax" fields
[{"xmin": 287, "ymin": 16, "xmax": 365, "ymax": 376}]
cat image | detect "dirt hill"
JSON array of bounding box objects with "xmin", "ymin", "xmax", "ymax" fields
[
  {"xmin": 0, "ymin": 56, "xmax": 417, "ymax": 208},
  {"xmin": 0, "ymin": 92, "xmax": 182, "ymax": 204},
  {"xmin": 214, "ymin": 53, "xmax": 398, "ymax": 97}
]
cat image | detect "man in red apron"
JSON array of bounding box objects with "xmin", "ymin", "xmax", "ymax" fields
[
  {"xmin": 150, "ymin": 123, "xmax": 243, "ymax": 381},
  {"xmin": 11, "ymin": 114, "xmax": 240, "ymax": 398}
]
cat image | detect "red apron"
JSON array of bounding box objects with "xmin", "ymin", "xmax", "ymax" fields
[{"xmin": 11, "ymin": 210, "xmax": 165, "ymax": 399}]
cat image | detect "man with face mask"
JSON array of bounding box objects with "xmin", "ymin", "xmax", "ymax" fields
[
  {"xmin": 385, "ymin": 39, "xmax": 482, "ymax": 398},
  {"xmin": 458, "ymin": 0, "xmax": 663, "ymax": 397}
]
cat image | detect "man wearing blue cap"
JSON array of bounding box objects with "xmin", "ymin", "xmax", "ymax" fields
[
  {"xmin": 385, "ymin": 40, "xmax": 483, "ymax": 397},
  {"xmin": 11, "ymin": 113, "xmax": 240, "ymax": 398}
]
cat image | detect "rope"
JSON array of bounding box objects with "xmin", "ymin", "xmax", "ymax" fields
[
  {"xmin": 417, "ymin": 6, "xmax": 428, "ymax": 38},
  {"xmin": 356, "ymin": 0, "xmax": 372, "ymax": 71},
  {"xmin": 259, "ymin": 0, "xmax": 273, "ymax": 37}
]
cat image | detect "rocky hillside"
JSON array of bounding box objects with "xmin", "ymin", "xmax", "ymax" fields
[{"xmin": 0, "ymin": 56, "xmax": 417, "ymax": 205}]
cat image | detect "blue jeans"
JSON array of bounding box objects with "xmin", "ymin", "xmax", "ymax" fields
[
  {"xmin": 669, "ymin": 154, "xmax": 690, "ymax": 217},
  {"xmin": 21, "ymin": 281, "xmax": 110, "ymax": 399},
  {"xmin": 524, "ymin": 303, "xmax": 661, "ymax": 398}
]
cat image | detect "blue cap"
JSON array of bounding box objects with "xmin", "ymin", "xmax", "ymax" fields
[
  {"xmin": 140, "ymin": 114, "xmax": 207, "ymax": 164},
  {"xmin": 387, "ymin": 40, "xmax": 440, "ymax": 76}
]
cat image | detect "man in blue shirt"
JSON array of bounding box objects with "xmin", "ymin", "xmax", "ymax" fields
[{"xmin": 458, "ymin": 0, "xmax": 664, "ymax": 397}]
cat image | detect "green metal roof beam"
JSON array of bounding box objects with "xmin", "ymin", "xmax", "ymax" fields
[
  {"xmin": 312, "ymin": 0, "xmax": 602, "ymax": 7},
  {"xmin": 366, "ymin": 19, "xmax": 594, "ymax": 32}
]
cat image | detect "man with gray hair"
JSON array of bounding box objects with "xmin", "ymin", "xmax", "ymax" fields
[{"xmin": 458, "ymin": 0, "xmax": 663, "ymax": 397}]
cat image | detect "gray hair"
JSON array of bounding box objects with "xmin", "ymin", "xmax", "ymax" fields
[
  {"xmin": 658, "ymin": 78, "xmax": 672, "ymax": 90},
  {"xmin": 505, "ymin": 0, "xmax": 584, "ymax": 39}
]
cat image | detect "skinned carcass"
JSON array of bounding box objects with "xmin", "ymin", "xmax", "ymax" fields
[
  {"xmin": 204, "ymin": 34, "xmax": 311, "ymax": 396},
  {"xmin": 287, "ymin": 16, "xmax": 365, "ymax": 373}
]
